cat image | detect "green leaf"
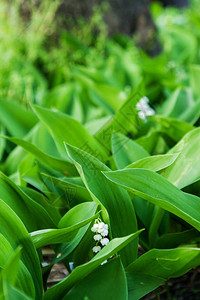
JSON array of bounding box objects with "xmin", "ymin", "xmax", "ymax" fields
[
  {"xmin": 65, "ymin": 144, "xmax": 138, "ymax": 266},
  {"xmin": 64, "ymin": 257, "xmax": 127, "ymax": 300},
  {"xmin": 0, "ymin": 200, "xmax": 43, "ymax": 299},
  {"xmin": 58, "ymin": 202, "xmax": 97, "ymax": 228},
  {"xmin": 157, "ymin": 88, "xmax": 200, "ymax": 124},
  {"xmin": 92, "ymin": 83, "xmax": 126, "ymax": 112},
  {"xmin": 163, "ymin": 128, "xmax": 200, "ymax": 188},
  {"xmin": 31, "ymin": 209, "xmax": 99, "ymax": 248},
  {"xmin": 42, "ymin": 83, "xmax": 74, "ymax": 112},
  {"xmin": 0, "ymin": 247, "xmax": 22, "ymax": 289},
  {"xmin": 126, "ymin": 153, "xmax": 179, "ymax": 172},
  {"xmin": 136, "ymin": 130, "xmax": 160, "ymax": 154},
  {"xmin": 52, "ymin": 226, "xmax": 90, "ymax": 265},
  {"xmin": 32, "ymin": 105, "xmax": 107, "ymax": 161},
  {"xmin": 0, "ymin": 247, "xmax": 34, "ymax": 299},
  {"xmin": 0, "ymin": 136, "xmax": 77, "ymax": 176},
  {"xmin": 190, "ymin": 64, "xmax": 200, "ymax": 99},
  {"xmin": 180, "ymin": 100, "xmax": 200, "ymax": 125},
  {"xmin": 158, "ymin": 88, "xmax": 182, "ymax": 117},
  {"xmin": 44, "ymin": 231, "xmax": 142, "ymax": 300},
  {"xmin": 0, "ymin": 171, "xmax": 55, "ymax": 231},
  {"xmin": 53, "ymin": 203, "xmax": 98, "ymax": 264},
  {"xmin": 127, "ymin": 247, "xmax": 200, "ymax": 299},
  {"xmin": 155, "ymin": 229, "xmax": 200, "ymax": 249},
  {"xmin": 127, "ymin": 273, "xmax": 163, "ymax": 300},
  {"xmin": 2, "ymin": 282, "xmax": 33, "ymax": 300},
  {"xmin": 151, "ymin": 115, "xmax": 194, "ymax": 142},
  {"xmin": 103, "ymin": 168, "xmax": 200, "ymax": 231},
  {"xmin": 20, "ymin": 186, "xmax": 61, "ymax": 226},
  {"xmin": 95, "ymin": 87, "xmax": 142, "ymax": 154},
  {"xmin": 0, "ymin": 100, "xmax": 37, "ymax": 138},
  {"xmin": 112, "ymin": 132, "xmax": 149, "ymax": 169},
  {"xmin": 41, "ymin": 173, "xmax": 91, "ymax": 207},
  {"xmin": 0, "ymin": 125, "xmax": 5, "ymax": 161}
]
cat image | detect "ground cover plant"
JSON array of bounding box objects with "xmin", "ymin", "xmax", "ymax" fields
[{"xmin": 1, "ymin": 0, "xmax": 200, "ymax": 299}]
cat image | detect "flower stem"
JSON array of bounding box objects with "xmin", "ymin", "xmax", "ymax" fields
[{"xmin": 149, "ymin": 207, "xmax": 165, "ymax": 248}]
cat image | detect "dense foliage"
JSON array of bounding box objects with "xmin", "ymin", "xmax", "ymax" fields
[{"xmin": 1, "ymin": 0, "xmax": 200, "ymax": 299}]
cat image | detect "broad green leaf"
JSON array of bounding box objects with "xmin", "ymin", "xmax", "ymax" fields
[
  {"xmin": 0, "ymin": 234, "xmax": 14, "ymax": 266},
  {"xmin": 180, "ymin": 100, "xmax": 200, "ymax": 125},
  {"xmin": 58, "ymin": 202, "xmax": 97, "ymax": 228},
  {"xmin": 2, "ymin": 282, "xmax": 33, "ymax": 300},
  {"xmin": 3, "ymin": 141, "xmax": 29, "ymax": 176},
  {"xmin": 52, "ymin": 226, "xmax": 90, "ymax": 265},
  {"xmin": 44, "ymin": 231, "xmax": 142, "ymax": 300},
  {"xmin": 31, "ymin": 123, "xmax": 60, "ymax": 158},
  {"xmin": 64, "ymin": 257, "xmax": 127, "ymax": 300},
  {"xmin": 157, "ymin": 88, "xmax": 200, "ymax": 124},
  {"xmin": 103, "ymin": 168, "xmax": 200, "ymax": 231},
  {"xmin": 22, "ymin": 165, "xmax": 72, "ymax": 212},
  {"xmin": 32, "ymin": 105, "xmax": 107, "ymax": 161},
  {"xmin": 136, "ymin": 130, "xmax": 160, "ymax": 154},
  {"xmin": 163, "ymin": 128, "xmax": 200, "ymax": 188},
  {"xmin": 127, "ymin": 248, "xmax": 200, "ymax": 299},
  {"xmin": 158, "ymin": 88, "xmax": 182, "ymax": 117},
  {"xmin": 42, "ymin": 83, "xmax": 74, "ymax": 112},
  {"xmin": 155, "ymin": 229, "xmax": 200, "ymax": 249},
  {"xmin": 41, "ymin": 173, "xmax": 91, "ymax": 207},
  {"xmin": 127, "ymin": 273, "xmax": 163, "ymax": 300},
  {"xmin": 0, "ymin": 248, "xmax": 26, "ymax": 298},
  {"xmin": 0, "ymin": 235, "xmax": 34, "ymax": 298},
  {"xmin": 0, "ymin": 200, "xmax": 43, "ymax": 299},
  {"xmin": 190, "ymin": 64, "xmax": 200, "ymax": 99},
  {"xmin": 151, "ymin": 115, "xmax": 194, "ymax": 141},
  {"xmin": 18, "ymin": 153, "xmax": 35, "ymax": 186},
  {"xmin": 22, "ymin": 164, "xmax": 50, "ymax": 193},
  {"xmin": 72, "ymin": 67, "xmax": 124, "ymax": 113},
  {"xmin": 0, "ymin": 100, "xmax": 37, "ymax": 138},
  {"xmin": 112, "ymin": 132, "xmax": 149, "ymax": 169},
  {"xmin": 20, "ymin": 186, "xmax": 61, "ymax": 225},
  {"xmin": 92, "ymin": 83, "xmax": 126, "ymax": 112},
  {"xmin": 65, "ymin": 144, "xmax": 138, "ymax": 266},
  {"xmin": 0, "ymin": 136, "xmax": 77, "ymax": 176},
  {"xmin": 0, "ymin": 125, "xmax": 5, "ymax": 161},
  {"xmin": 126, "ymin": 153, "xmax": 179, "ymax": 172},
  {"xmin": 70, "ymin": 94, "xmax": 84, "ymax": 123},
  {"xmin": 31, "ymin": 210, "xmax": 99, "ymax": 248},
  {"xmin": 0, "ymin": 171, "xmax": 55, "ymax": 231},
  {"xmin": 85, "ymin": 116, "xmax": 111, "ymax": 136},
  {"xmin": 95, "ymin": 87, "xmax": 142, "ymax": 154},
  {"xmin": 72, "ymin": 223, "xmax": 96, "ymax": 267},
  {"xmin": 2, "ymin": 123, "xmax": 59, "ymax": 176},
  {"xmin": 53, "ymin": 203, "xmax": 98, "ymax": 264}
]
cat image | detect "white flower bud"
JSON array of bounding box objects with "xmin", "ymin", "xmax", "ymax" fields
[
  {"xmin": 94, "ymin": 234, "xmax": 102, "ymax": 241},
  {"xmin": 103, "ymin": 224, "xmax": 108, "ymax": 230},
  {"xmin": 138, "ymin": 111, "xmax": 146, "ymax": 120},
  {"xmin": 92, "ymin": 246, "xmax": 101, "ymax": 253},
  {"xmin": 98, "ymin": 222, "xmax": 105, "ymax": 229},
  {"xmin": 100, "ymin": 238, "xmax": 109, "ymax": 246},
  {"xmin": 91, "ymin": 224, "xmax": 99, "ymax": 232},
  {"xmin": 97, "ymin": 222, "xmax": 105, "ymax": 233},
  {"xmin": 101, "ymin": 229, "xmax": 108, "ymax": 237}
]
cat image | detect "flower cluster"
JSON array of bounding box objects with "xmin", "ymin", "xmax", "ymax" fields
[
  {"xmin": 136, "ymin": 96, "xmax": 155, "ymax": 120},
  {"xmin": 91, "ymin": 218, "xmax": 109, "ymax": 255}
]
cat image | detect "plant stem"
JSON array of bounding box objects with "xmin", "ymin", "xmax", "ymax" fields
[
  {"xmin": 149, "ymin": 207, "xmax": 165, "ymax": 248},
  {"xmin": 155, "ymin": 287, "xmax": 161, "ymax": 300},
  {"xmin": 146, "ymin": 202, "xmax": 155, "ymax": 228},
  {"xmin": 165, "ymin": 281, "xmax": 171, "ymax": 300}
]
